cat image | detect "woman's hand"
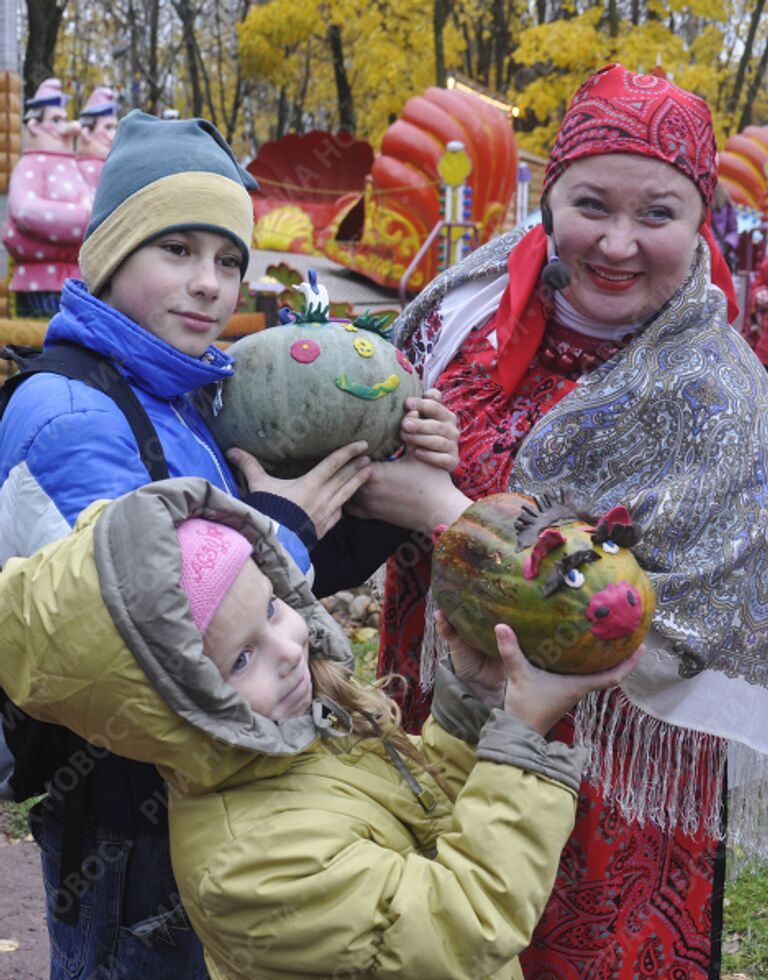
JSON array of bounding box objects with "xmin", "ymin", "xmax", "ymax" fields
[
  {"xmin": 227, "ymin": 442, "xmax": 372, "ymax": 539},
  {"xmin": 436, "ymin": 611, "xmax": 644, "ymax": 734},
  {"xmin": 345, "ymin": 388, "xmax": 466, "ymax": 529},
  {"xmin": 346, "ymin": 453, "xmax": 470, "ymax": 530},
  {"xmin": 400, "ymin": 388, "xmax": 459, "ymax": 473}
]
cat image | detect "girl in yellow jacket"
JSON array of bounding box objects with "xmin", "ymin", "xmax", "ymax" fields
[{"xmin": 0, "ymin": 478, "xmax": 641, "ymax": 980}]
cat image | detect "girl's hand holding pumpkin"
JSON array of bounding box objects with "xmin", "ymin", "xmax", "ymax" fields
[
  {"xmin": 436, "ymin": 611, "xmax": 644, "ymax": 735},
  {"xmin": 400, "ymin": 388, "xmax": 459, "ymax": 473},
  {"xmin": 227, "ymin": 442, "xmax": 372, "ymax": 539},
  {"xmin": 435, "ymin": 609, "xmax": 506, "ymax": 709},
  {"xmin": 496, "ymin": 625, "xmax": 644, "ymax": 736}
]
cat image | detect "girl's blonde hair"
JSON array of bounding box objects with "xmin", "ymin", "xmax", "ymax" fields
[
  {"xmin": 309, "ymin": 656, "xmax": 457, "ymax": 803},
  {"xmin": 309, "ymin": 656, "xmax": 402, "ymax": 739}
]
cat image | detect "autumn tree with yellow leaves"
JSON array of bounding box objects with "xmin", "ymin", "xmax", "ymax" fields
[
  {"xmin": 508, "ymin": 0, "xmax": 767, "ymax": 155},
  {"xmin": 18, "ymin": 0, "xmax": 768, "ymax": 158}
]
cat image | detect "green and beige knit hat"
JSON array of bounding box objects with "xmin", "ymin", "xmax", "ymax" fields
[{"xmin": 79, "ymin": 110, "xmax": 257, "ymax": 295}]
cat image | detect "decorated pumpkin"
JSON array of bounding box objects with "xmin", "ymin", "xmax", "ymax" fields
[
  {"xmin": 201, "ymin": 272, "xmax": 422, "ymax": 476},
  {"xmin": 432, "ymin": 493, "xmax": 655, "ymax": 674}
]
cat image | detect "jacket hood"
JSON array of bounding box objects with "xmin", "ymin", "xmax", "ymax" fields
[
  {"xmin": 0, "ymin": 478, "xmax": 353, "ymax": 793},
  {"xmin": 45, "ymin": 279, "xmax": 234, "ymax": 399}
]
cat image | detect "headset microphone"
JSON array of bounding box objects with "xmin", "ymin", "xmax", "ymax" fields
[{"xmin": 540, "ymin": 203, "xmax": 572, "ymax": 291}]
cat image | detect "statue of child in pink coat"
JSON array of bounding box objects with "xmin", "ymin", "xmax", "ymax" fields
[
  {"xmin": 2, "ymin": 78, "xmax": 93, "ymax": 317},
  {"xmin": 76, "ymin": 86, "xmax": 120, "ymax": 195}
]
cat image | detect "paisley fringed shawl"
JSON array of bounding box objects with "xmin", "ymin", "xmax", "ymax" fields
[{"xmin": 395, "ymin": 229, "xmax": 768, "ymax": 855}]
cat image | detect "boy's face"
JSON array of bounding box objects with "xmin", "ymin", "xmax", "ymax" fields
[
  {"xmin": 204, "ymin": 559, "xmax": 313, "ymax": 721},
  {"xmin": 99, "ymin": 229, "xmax": 242, "ymax": 357}
]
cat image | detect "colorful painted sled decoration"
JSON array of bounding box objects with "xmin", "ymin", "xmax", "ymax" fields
[
  {"xmin": 432, "ymin": 493, "xmax": 655, "ymax": 674},
  {"xmin": 201, "ymin": 272, "xmax": 422, "ymax": 477}
]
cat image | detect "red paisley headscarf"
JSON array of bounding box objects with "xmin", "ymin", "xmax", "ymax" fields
[{"xmin": 542, "ymin": 63, "xmax": 717, "ymax": 205}]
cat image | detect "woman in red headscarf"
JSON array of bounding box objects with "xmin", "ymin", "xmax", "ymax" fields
[{"xmin": 361, "ymin": 64, "xmax": 768, "ymax": 978}]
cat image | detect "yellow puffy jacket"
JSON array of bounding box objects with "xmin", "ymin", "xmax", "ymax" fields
[{"xmin": 0, "ymin": 478, "xmax": 584, "ymax": 980}]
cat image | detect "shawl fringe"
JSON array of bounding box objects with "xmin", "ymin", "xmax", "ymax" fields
[
  {"xmin": 420, "ymin": 627, "xmax": 768, "ymax": 860},
  {"xmin": 420, "ymin": 590, "xmax": 448, "ymax": 693},
  {"xmin": 575, "ymin": 688, "xmax": 768, "ymax": 860}
]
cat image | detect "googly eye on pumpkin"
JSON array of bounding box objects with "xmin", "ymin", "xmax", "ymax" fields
[
  {"xmin": 564, "ymin": 567, "xmax": 585, "ymax": 589},
  {"xmin": 601, "ymin": 540, "xmax": 620, "ymax": 555}
]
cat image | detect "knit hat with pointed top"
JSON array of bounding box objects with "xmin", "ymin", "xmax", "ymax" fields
[{"xmin": 79, "ymin": 109, "xmax": 258, "ymax": 294}]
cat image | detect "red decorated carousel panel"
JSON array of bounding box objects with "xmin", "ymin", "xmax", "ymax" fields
[
  {"xmin": 320, "ymin": 86, "xmax": 516, "ymax": 292},
  {"xmin": 245, "ymin": 86, "xmax": 517, "ymax": 295},
  {"xmin": 247, "ymin": 131, "xmax": 374, "ymax": 253}
]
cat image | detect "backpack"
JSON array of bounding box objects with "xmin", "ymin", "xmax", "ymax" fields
[
  {"xmin": 0, "ymin": 342, "xmax": 171, "ymax": 923},
  {"xmin": 0, "ymin": 341, "xmax": 169, "ymax": 803}
]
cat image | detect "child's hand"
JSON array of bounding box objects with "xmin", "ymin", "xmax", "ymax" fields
[
  {"xmin": 435, "ymin": 610, "xmax": 506, "ymax": 708},
  {"xmin": 400, "ymin": 388, "xmax": 459, "ymax": 473},
  {"xmin": 227, "ymin": 442, "xmax": 372, "ymax": 539},
  {"xmin": 436, "ymin": 612, "xmax": 644, "ymax": 733},
  {"xmin": 495, "ymin": 624, "xmax": 644, "ymax": 736}
]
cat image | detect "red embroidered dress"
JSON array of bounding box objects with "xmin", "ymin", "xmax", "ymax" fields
[{"xmin": 379, "ymin": 298, "xmax": 723, "ymax": 979}]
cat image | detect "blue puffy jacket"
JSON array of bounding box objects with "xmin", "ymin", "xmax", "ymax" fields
[
  {"xmin": 0, "ymin": 278, "xmax": 311, "ymax": 574},
  {"xmin": 0, "ymin": 277, "xmax": 313, "ymax": 822}
]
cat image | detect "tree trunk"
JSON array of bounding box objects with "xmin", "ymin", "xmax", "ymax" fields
[
  {"xmin": 328, "ymin": 23, "xmax": 355, "ymax": 133},
  {"xmin": 171, "ymin": 0, "xmax": 204, "ymax": 117},
  {"xmin": 726, "ymin": 0, "xmax": 766, "ymax": 120},
  {"xmin": 607, "ymin": 0, "xmax": 619, "ymax": 37},
  {"xmin": 491, "ymin": 0, "xmax": 510, "ymax": 92},
  {"xmin": 737, "ymin": 34, "xmax": 768, "ymax": 132},
  {"xmin": 434, "ymin": 0, "xmax": 450, "ymax": 87},
  {"xmin": 146, "ymin": 0, "xmax": 161, "ymax": 114},
  {"xmin": 23, "ymin": 0, "xmax": 67, "ymax": 100}
]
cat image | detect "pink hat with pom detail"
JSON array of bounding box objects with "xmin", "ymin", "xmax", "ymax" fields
[
  {"xmin": 177, "ymin": 519, "xmax": 253, "ymax": 634},
  {"xmin": 25, "ymin": 78, "xmax": 70, "ymax": 111},
  {"xmin": 80, "ymin": 86, "xmax": 120, "ymax": 118}
]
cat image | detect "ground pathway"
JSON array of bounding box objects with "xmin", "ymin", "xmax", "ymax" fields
[{"xmin": 0, "ymin": 828, "xmax": 47, "ymax": 979}]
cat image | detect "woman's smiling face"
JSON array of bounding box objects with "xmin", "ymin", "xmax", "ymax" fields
[{"xmin": 547, "ymin": 154, "xmax": 704, "ymax": 325}]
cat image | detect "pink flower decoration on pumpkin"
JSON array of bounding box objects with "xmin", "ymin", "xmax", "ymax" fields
[
  {"xmin": 396, "ymin": 350, "xmax": 414, "ymax": 373},
  {"xmin": 290, "ymin": 339, "xmax": 321, "ymax": 364}
]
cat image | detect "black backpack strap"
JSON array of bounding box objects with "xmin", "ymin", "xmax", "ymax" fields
[{"xmin": 0, "ymin": 342, "xmax": 169, "ymax": 480}]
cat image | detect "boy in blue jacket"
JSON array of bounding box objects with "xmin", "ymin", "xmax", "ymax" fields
[{"xmin": 0, "ymin": 110, "xmax": 461, "ymax": 979}]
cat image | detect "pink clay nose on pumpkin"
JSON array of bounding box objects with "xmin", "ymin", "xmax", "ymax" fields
[{"xmin": 585, "ymin": 582, "xmax": 643, "ymax": 640}]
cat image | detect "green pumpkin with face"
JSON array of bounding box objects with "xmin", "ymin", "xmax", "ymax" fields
[{"xmin": 201, "ymin": 286, "xmax": 421, "ymax": 477}]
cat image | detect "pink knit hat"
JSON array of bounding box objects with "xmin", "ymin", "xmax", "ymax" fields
[{"xmin": 176, "ymin": 519, "xmax": 253, "ymax": 634}]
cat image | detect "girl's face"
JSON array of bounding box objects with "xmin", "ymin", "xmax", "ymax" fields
[
  {"xmin": 204, "ymin": 560, "xmax": 312, "ymax": 721},
  {"xmin": 548, "ymin": 154, "xmax": 704, "ymax": 325}
]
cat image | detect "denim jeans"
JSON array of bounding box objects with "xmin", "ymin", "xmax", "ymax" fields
[{"xmin": 29, "ymin": 801, "xmax": 209, "ymax": 980}]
